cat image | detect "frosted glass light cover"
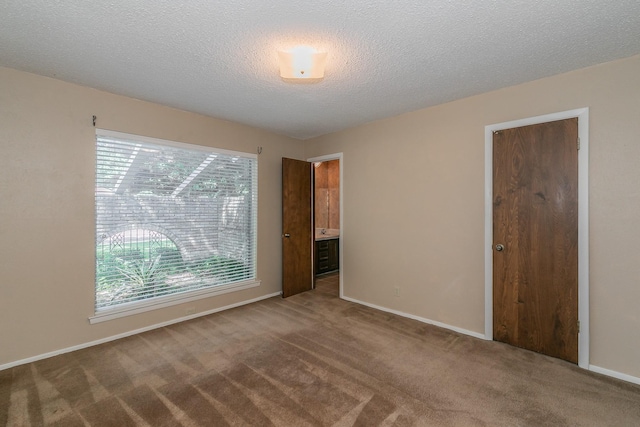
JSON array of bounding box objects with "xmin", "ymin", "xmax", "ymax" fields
[{"xmin": 278, "ymin": 46, "xmax": 327, "ymax": 79}]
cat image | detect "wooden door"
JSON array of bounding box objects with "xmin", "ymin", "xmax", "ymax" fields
[
  {"xmin": 493, "ymin": 118, "xmax": 579, "ymax": 363},
  {"xmin": 282, "ymin": 158, "xmax": 312, "ymax": 298}
]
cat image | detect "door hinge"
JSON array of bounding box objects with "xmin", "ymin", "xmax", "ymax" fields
[
  {"xmin": 577, "ymin": 320, "xmax": 581, "ymax": 333},
  {"xmin": 577, "ymin": 137, "xmax": 580, "ymax": 151}
]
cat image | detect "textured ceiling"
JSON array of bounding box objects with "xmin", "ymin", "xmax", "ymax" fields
[{"xmin": 1, "ymin": 1, "xmax": 640, "ymax": 140}]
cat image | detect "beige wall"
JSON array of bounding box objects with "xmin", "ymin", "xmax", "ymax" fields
[
  {"xmin": 305, "ymin": 55, "xmax": 640, "ymax": 379},
  {"xmin": 0, "ymin": 66, "xmax": 304, "ymax": 366},
  {"xmin": 2, "ymin": 55, "xmax": 639, "ymax": 380}
]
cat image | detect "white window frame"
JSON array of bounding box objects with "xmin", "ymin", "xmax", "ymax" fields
[{"xmin": 90, "ymin": 129, "xmax": 259, "ymax": 324}]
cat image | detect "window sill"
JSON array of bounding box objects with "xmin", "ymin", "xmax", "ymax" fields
[{"xmin": 89, "ymin": 279, "xmax": 261, "ymax": 324}]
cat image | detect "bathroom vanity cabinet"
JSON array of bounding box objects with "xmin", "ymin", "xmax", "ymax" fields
[{"xmin": 315, "ymin": 238, "xmax": 339, "ymax": 274}]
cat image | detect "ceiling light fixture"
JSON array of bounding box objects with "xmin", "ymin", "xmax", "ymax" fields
[{"xmin": 278, "ymin": 46, "xmax": 327, "ymax": 81}]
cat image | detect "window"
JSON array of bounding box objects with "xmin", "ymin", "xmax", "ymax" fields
[{"xmin": 92, "ymin": 130, "xmax": 258, "ymax": 322}]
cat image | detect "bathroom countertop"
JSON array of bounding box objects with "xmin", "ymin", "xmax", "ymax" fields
[{"xmin": 315, "ymin": 228, "xmax": 340, "ymax": 241}]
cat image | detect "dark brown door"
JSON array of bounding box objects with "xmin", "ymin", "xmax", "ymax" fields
[
  {"xmin": 493, "ymin": 118, "xmax": 579, "ymax": 363},
  {"xmin": 282, "ymin": 158, "xmax": 312, "ymax": 298}
]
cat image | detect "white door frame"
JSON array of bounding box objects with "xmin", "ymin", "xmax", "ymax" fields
[
  {"xmin": 308, "ymin": 153, "xmax": 344, "ymax": 298},
  {"xmin": 484, "ymin": 108, "xmax": 589, "ymax": 368}
]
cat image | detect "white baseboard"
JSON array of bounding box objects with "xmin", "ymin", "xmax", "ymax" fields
[
  {"xmin": 341, "ymin": 296, "xmax": 640, "ymax": 387},
  {"xmin": 6, "ymin": 291, "xmax": 640, "ymax": 388},
  {"xmin": 0, "ymin": 291, "xmax": 281, "ymax": 371},
  {"xmin": 340, "ymin": 296, "xmax": 486, "ymax": 339},
  {"xmin": 589, "ymin": 365, "xmax": 640, "ymax": 386}
]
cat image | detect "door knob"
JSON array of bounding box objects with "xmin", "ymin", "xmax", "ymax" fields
[
  {"xmin": 283, "ymin": 233, "xmax": 290, "ymax": 238},
  {"xmin": 495, "ymin": 244, "xmax": 504, "ymax": 251}
]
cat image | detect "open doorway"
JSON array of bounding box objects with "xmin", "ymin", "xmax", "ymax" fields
[{"xmin": 308, "ymin": 153, "xmax": 343, "ymax": 298}]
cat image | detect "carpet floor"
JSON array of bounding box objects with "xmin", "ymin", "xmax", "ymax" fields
[{"xmin": 1, "ymin": 273, "xmax": 639, "ymax": 426}]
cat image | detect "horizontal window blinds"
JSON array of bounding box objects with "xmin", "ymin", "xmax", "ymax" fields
[{"xmin": 95, "ymin": 131, "xmax": 257, "ymax": 311}]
